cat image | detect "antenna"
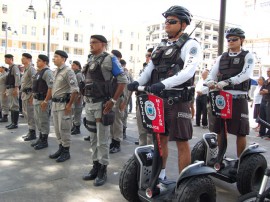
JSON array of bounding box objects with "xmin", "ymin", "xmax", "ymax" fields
[{"xmin": 188, "ymin": 21, "xmax": 202, "ymax": 37}]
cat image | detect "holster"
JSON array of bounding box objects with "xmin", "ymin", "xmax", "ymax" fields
[{"xmin": 101, "ymin": 101, "xmax": 115, "ymax": 126}]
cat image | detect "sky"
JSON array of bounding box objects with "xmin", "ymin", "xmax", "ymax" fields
[{"xmin": 62, "ymin": 0, "xmax": 244, "ymax": 26}]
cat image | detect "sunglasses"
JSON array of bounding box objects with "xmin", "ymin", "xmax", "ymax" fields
[
  {"xmin": 227, "ymin": 38, "xmax": 239, "ymax": 42},
  {"xmin": 165, "ymin": 19, "xmax": 180, "ymax": 25}
]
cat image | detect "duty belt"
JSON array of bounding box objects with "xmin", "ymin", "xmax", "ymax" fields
[
  {"xmin": 52, "ymin": 97, "xmax": 69, "ymax": 103},
  {"xmin": 87, "ymin": 97, "xmax": 108, "ymax": 103},
  {"xmin": 6, "ymin": 85, "xmax": 15, "ymax": 89},
  {"xmin": 33, "ymin": 93, "xmax": 46, "ymax": 100},
  {"xmin": 232, "ymin": 94, "xmax": 248, "ymax": 99},
  {"xmin": 22, "ymin": 88, "xmax": 32, "ymax": 94},
  {"xmin": 161, "ymin": 88, "xmax": 194, "ymax": 105}
]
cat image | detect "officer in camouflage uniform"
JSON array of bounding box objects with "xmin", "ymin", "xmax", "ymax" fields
[
  {"xmin": 49, "ymin": 50, "xmax": 79, "ymax": 163},
  {"xmin": 71, "ymin": 60, "xmax": 84, "ymax": 135},
  {"xmin": 31, "ymin": 55, "xmax": 54, "ymax": 150},
  {"xmin": 82, "ymin": 35, "xmax": 127, "ymax": 186},
  {"xmin": 4, "ymin": 54, "xmax": 21, "ymax": 129},
  {"xmin": 20, "ymin": 53, "xmax": 37, "ymax": 141}
]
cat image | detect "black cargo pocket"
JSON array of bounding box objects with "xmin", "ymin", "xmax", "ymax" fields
[{"xmin": 238, "ymin": 116, "xmax": 249, "ymax": 135}]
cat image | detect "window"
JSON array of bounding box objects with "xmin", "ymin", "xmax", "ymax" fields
[
  {"xmin": 64, "ymin": 47, "xmax": 69, "ymax": 53},
  {"xmin": 213, "ymin": 26, "xmax": 219, "ymax": 32},
  {"xmin": 146, "ymin": 36, "xmax": 150, "ymax": 40},
  {"xmin": 43, "ymin": 28, "xmax": 46, "ymax": 36},
  {"xmin": 205, "ymin": 25, "xmax": 211, "ymax": 30},
  {"xmin": 74, "ymin": 34, "xmax": 78, "ymax": 42},
  {"xmin": 1, "ymin": 39, "xmax": 6, "ymax": 47},
  {"xmin": 42, "ymin": 44, "xmax": 45, "ymax": 51},
  {"xmin": 119, "ymin": 42, "xmax": 122, "ymax": 49},
  {"xmin": 131, "ymin": 32, "xmax": 134, "ymax": 37},
  {"xmin": 212, "ymin": 54, "xmax": 217, "ymax": 59},
  {"xmin": 120, "ymin": 30, "xmax": 123, "ymax": 34},
  {"xmin": 75, "ymin": 20, "xmax": 79, "ymax": 27},
  {"xmin": 152, "ymin": 34, "xmax": 159, "ymax": 40},
  {"xmin": 74, "ymin": 48, "xmax": 83, "ymax": 55},
  {"xmin": 22, "ymin": 25, "xmax": 27, "ymax": 34},
  {"xmin": 2, "ymin": 4, "xmax": 7, "ymax": 13},
  {"xmin": 64, "ymin": 32, "xmax": 69, "ymax": 41},
  {"xmin": 2, "ymin": 22, "xmax": 7, "ymax": 31},
  {"xmin": 31, "ymin": 43, "xmax": 36, "ymax": 50},
  {"xmin": 203, "ymin": 53, "xmax": 210, "ymax": 59},
  {"xmin": 130, "ymin": 44, "xmax": 133, "ymax": 51},
  {"xmin": 195, "ymin": 33, "xmax": 201, "ymax": 38},
  {"xmin": 205, "ymin": 35, "xmax": 210, "ymax": 40},
  {"xmin": 101, "ymin": 25, "xmax": 105, "ymax": 30},
  {"xmin": 31, "ymin": 27, "xmax": 36, "ymax": 36},
  {"xmin": 22, "ymin": 42, "xmax": 27, "ymax": 49},
  {"xmin": 204, "ymin": 44, "xmax": 210, "ymax": 49},
  {"xmin": 65, "ymin": 18, "xmax": 70, "ymax": 25},
  {"xmin": 213, "ymin": 35, "xmax": 218, "ymax": 41}
]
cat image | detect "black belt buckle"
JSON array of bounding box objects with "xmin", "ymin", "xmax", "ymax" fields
[{"xmin": 167, "ymin": 97, "xmax": 174, "ymax": 105}]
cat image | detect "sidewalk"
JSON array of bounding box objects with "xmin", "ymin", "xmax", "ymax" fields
[{"xmin": 0, "ymin": 105, "xmax": 268, "ymax": 202}]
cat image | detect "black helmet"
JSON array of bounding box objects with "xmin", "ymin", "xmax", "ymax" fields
[
  {"xmin": 225, "ymin": 28, "xmax": 245, "ymax": 39},
  {"xmin": 162, "ymin": 6, "xmax": 192, "ymax": 25}
]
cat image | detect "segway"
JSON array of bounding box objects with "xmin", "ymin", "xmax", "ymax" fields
[
  {"xmin": 191, "ymin": 90, "xmax": 267, "ymax": 195},
  {"xmin": 119, "ymin": 86, "xmax": 217, "ymax": 202},
  {"xmin": 238, "ymin": 116, "xmax": 270, "ymax": 202}
]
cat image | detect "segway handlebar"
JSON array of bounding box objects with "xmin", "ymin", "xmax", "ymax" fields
[{"xmin": 136, "ymin": 85, "xmax": 195, "ymax": 93}]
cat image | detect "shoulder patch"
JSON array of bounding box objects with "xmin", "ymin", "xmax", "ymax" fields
[
  {"xmin": 247, "ymin": 58, "xmax": 254, "ymax": 64},
  {"xmin": 189, "ymin": 47, "xmax": 198, "ymax": 56}
]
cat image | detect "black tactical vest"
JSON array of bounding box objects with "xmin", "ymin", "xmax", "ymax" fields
[
  {"xmin": 218, "ymin": 51, "xmax": 250, "ymax": 91},
  {"xmin": 5, "ymin": 64, "xmax": 15, "ymax": 86},
  {"xmin": 150, "ymin": 35, "xmax": 194, "ymax": 88},
  {"xmin": 32, "ymin": 68, "xmax": 49, "ymax": 94},
  {"xmin": 83, "ymin": 52, "xmax": 112, "ymax": 98}
]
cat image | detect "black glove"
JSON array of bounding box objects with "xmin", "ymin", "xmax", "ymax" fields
[
  {"xmin": 127, "ymin": 81, "xmax": 139, "ymax": 91},
  {"xmin": 150, "ymin": 82, "xmax": 165, "ymax": 94}
]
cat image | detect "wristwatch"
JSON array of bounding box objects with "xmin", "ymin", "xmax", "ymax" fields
[{"xmin": 110, "ymin": 98, "xmax": 117, "ymax": 104}]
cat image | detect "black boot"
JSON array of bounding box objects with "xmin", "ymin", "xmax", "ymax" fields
[
  {"xmin": 94, "ymin": 164, "xmax": 107, "ymax": 186},
  {"xmin": 71, "ymin": 125, "xmax": 80, "ymax": 135},
  {"xmin": 49, "ymin": 144, "xmax": 63, "ymax": 159},
  {"xmin": 56, "ymin": 146, "xmax": 70, "ymax": 162},
  {"xmin": 7, "ymin": 111, "xmax": 19, "ymax": 129},
  {"xmin": 82, "ymin": 161, "xmax": 100, "ymax": 181},
  {"xmin": 123, "ymin": 126, "xmax": 127, "ymax": 139},
  {"xmin": 84, "ymin": 136, "xmax": 90, "ymax": 141},
  {"xmin": 23, "ymin": 129, "xmax": 36, "ymax": 141},
  {"xmin": 0, "ymin": 114, "xmax": 8, "ymax": 122},
  {"xmin": 34, "ymin": 134, "xmax": 48, "ymax": 150},
  {"xmin": 109, "ymin": 139, "xmax": 115, "ymax": 150},
  {"xmin": 31, "ymin": 132, "xmax": 42, "ymax": 147},
  {"xmin": 71, "ymin": 124, "xmax": 75, "ymax": 132},
  {"xmin": 110, "ymin": 139, "xmax": 121, "ymax": 154},
  {"xmin": 5, "ymin": 112, "xmax": 14, "ymax": 128}
]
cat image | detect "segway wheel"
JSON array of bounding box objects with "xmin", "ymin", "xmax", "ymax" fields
[
  {"xmin": 191, "ymin": 140, "xmax": 206, "ymax": 163},
  {"xmin": 238, "ymin": 188, "xmax": 270, "ymax": 202},
  {"xmin": 237, "ymin": 154, "xmax": 267, "ymax": 195},
  {"xmin": 119, "ymin": 156, "xmax": 140, "ymax": 202},
  {"xmin": 174, "ymin": 176, "xmax": 216, "ymax": 202}
]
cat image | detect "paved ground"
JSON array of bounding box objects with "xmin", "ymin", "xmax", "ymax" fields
[{"xmin": 0, "ymin": 100, "xmax": 269, "ymax": 202}]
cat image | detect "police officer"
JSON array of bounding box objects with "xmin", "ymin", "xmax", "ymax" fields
[
  {"xmin": 109, "ymin": 50, "xmax": 126, "ymax": 154},
  {"xmin": 31, "ymin": 54, "xmax": 54, "ymax": 150},
  {"xmin": 0, "ymin": 64, "xmax": 9, "ymax": 122},
  {"xmin": 71, "ymin": 60, "xmax": 84, "ymax": 135},
  {"xmin": 206, "ymin": 28, "xmax": 255, "ymax": 164},
  {"xmin": 4, "ymin": 54, "xmax": 21, "ymax": 129},
  {"xmin": 20, "ymin": 53, "xmax": 37, "ymax": 141},
  {"xmin": 49, "ymin": 50, "xmax": 79, "ymax": 162},
  {"xmin": 82, "ymin": 35, "xmax": 127, "ymax": 186},
  {"xmin": 128, "ymin": 6, "xmax": 201, "ymax": 179}
]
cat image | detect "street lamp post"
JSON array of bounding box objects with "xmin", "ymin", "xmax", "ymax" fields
[
  {"xmin": 4, "ymin": 25, "xmax": 15, "ymax": 55},
  {"xmin": 26, "ymin": 0, "xmax": 64, "ymax": 61}
]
